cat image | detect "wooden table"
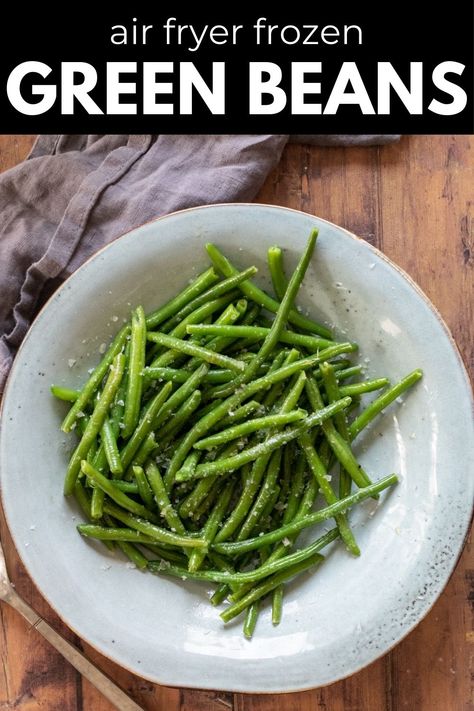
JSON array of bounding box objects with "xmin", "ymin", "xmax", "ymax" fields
[{"xmin": 0, "ymin": 135, "xmax": 472, "ymax": 711}]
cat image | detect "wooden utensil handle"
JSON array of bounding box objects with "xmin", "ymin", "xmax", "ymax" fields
[{"xmin": 5, "ymin": 588, "xmax": 144, "ymax": 711}]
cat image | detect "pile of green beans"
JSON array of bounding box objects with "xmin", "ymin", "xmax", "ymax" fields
[{"xmin": 53, "ymin": 230, "xmax": 422, "ymax": 638}]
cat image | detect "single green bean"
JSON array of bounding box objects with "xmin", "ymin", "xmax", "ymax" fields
[
  {"xmin": 51, "ymin": 385, "xmax": 80, "ymax": 402},
  {"xmin": 349, "ymin": 369, "xmax": 423, "ymax": 440},
  {"xmin": 243, "ymin": 601, "xmax": 260, "ymax": 638},
  {"xmin": 61, "ymin": 325, "xmax": 129, "ymax": 433},
  {"xmin": 177, "ymin": 397, "xmax": 352, "ymax": 482},
  {"xmin": 193, "ymin": 409, "xmax": 307, "ymax": 450},
  {"xmin": 186, "ymin": 324, "xmax": 334, "ymax": 351},
  {"xmin": 78, "ymin": 524, "xmax": 156, "ymax": 544},
  {"xmin": 122, "ymin": 306, "xmax": 146, "ymax": 438},
  {"xmin": 133, "ymin": 465, "xmax": 156, "ymax": 510},
  {"xmin": 268, "ymin": 245, "xmax": 288, "ymax": 301},
  {"xmin": 101, "ymin": 417, "xmax": 123, "ymax": 476},
  {"xmin": 145, "ymin": 267, "xmax": 218, "ymax": 329},
  {"xmin": 206, "ymin": 242, "xmax": 332, "ymax": 338},
  {"xmin": 145, "ymin": 461, "xmax": 186, "ymax": 535},
  {"xmin": 320, "ymin": 362, "xmax": 352, "ymax": 498},
  {"xmin": 212, "ymin": 474, "xmax": 398, "ymax": 556},
  {"xmin": 338, "ymin": 378, "xmax": 389, "ymax": 397},
  {"xmin": 147, "ymin": 332, "xmax": 245, "ymax": 372},
  {"xmin": 112, "ymin": 481, "xmax": 139, "ymax": 493},
  {"xmin": 64, "ymin": 353, "xmax": 125, "ymax": 495},
  {"xmin": 218, "ymin": 400, "xmax": 263, "ymax": 428},
  {"xmin": 163, "ymin": 267, "xmax": 257, "ymax": 331}
]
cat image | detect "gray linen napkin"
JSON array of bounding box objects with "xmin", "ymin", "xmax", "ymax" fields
[{"xmin": 0, "ymin": 133, "xmax": 399, "ymax": 392}]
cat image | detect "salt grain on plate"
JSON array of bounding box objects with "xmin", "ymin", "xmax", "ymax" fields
[
  {"xmin": 67, "ymin": 358, "xmax": 76, "ymax": 368},
  {"xmin": 99, "ymin": 342, "xmax": 107, "ymax": 354}
]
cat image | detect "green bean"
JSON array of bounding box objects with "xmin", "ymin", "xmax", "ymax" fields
[
  {"xmin": 132, "ymin": 465, "xmax": 156, "ymax": 510},
  {"xmin": 144, "ymin": 365, "xmax": 268, "ymax": 386},
  {"xmin": 163, "ymin": 266, "xmax": 257, "ymax": 332},
  {"xmin": 193, "ymin": 409, "xmax": 307, "ymax": 450},
  {"xmin": 51, "ymin": 385, "xmax": 80, "ymax": 402},
  {"xmin": 81, "ymin": 460, "xmax": 158, "ymax": 521},
  {"xmin": 101, "ymin": 417, "xmax": 123, "ymax": 476},
  {"xmin": 143, "ymin": 367, "xmax": 191, "ymax": 385},
  {"xmin": 305, "ymin": 376, "xmax": 372, "ymax": 490},
  {"xmin": 349, "ymin": 369, "xmax": 423, "ymax": 440},
  {"xmin": 186, "ymin": 324, "xmax": 334, "ymax": 351},
  {"xmin": 282, "ymin": 452, "xmax": 306, "ymax": 524},
  {"xmin": 171, "ymin": 450, "xmax": 202, "ymax": 491},
  {"xmin": 117, "ymin": 541, "xmax": 149, "ymax": 569},
  {"xmin": 220, "ymin": 553, "xmax": 325, "ymax": 623},
  {"xmin": 229, "ymin": 458, "xmax": 313, "ymax": 603},
  {"xmin": 212, "ymin": 474, "xmax": 398, "ymax": 556},
  {"xmin": 165, "ymin": 342, "xmax": 356, "ymax": 484},
  {"xmin": 61, "ymin": 325, "xmax": 129, "ymax": 433},
  {"xmin": 153, "ymin": 364, "xmax": 208, "ymax": 430},
  {"xmin": 214, "ymin": 454, "xmax": 270, "ymax": 543},
  {"xmin": 145, "ymin": 461, "xmax": 186, "ymax": 535},
  {"xmin": 237, "ymin": 449, "xmax": 282, "ymax": 541},
  {"xmin": 299, "ymin": 431, "xmax": 360, "ymax": 556},
  {"xmin": 206, "ymin": 242, "xmax": 332, "ymax": 338},
  {"xmin": 147, "ymin": 332, "xmax": 245, "ymax": 373},
  {"xmin": 149, "ymin": 294, "xmax": 238, "ymax": 368},
  {"xmin": 332, "ymin": 365, "xmax": 363, "ymax": 382},
  {"xmin": 261, "ymin": 349, "xmax": 301, "ymax": 410},
  {"xmin": 128, "ymin": 432, "xmax": 157, "ymax": 470},
  {"xmin": 78, "ymin": 524, "xmax": 156, "ymax": 544},
  {"xmin": 155, "ymin": 391, "xmax": 202, "ymax": 445},
  {"xmin": 192, "ymin": 481, "xmax": 223, "ymax": 521},
  {"xmin": 218, "ymin": 401, "xmax": 263, "ymax": 428},
  {"xmin": 102, "ymin": 500, "xmax": 207, "ymax": 549},
  {"xmin": 188, "ymin": 479, "xmax": 236, "ymax": 572},
  {"xmin": 210, "ymin": 584, "xmax": 230, "ymax": 606},
  {"xmin": 150, "ymin": 527, "xmax": 337, "ymax": 588},
  {"xmin": 64, "ymin": 353, "xmax": 125, "ymax": 495},
  {"xmin": 320, "ymin": 362, "xmax": 352, "ymax": 498},
  {"xmin": 122, "ymin": 306, "xmax": 147, "ymax": 438},
  {"xmin": 112, "ymin": 481, "xmax": 139, "ymax": 494},
  {"xmin": 272, "ymin": 587, "xmax": 283, "ymax": 625},
  {"xmin": 243, "ymin": 601, "xmax": 260, "ymax": 638},
  {"xmin": 211, "ymin": 230, "xmax": 318, "ymax": 395},
  {"xmin": 145, "ymin": 267, "xmax": 218, "ymax": 329},
  {"xmin": 176, "ymin": 397, "xmax": 351, "ymax": 482},
  {"xmin": 119, "ymin": 382, "xmax": 173, "ymax": 470},
  {"xmin": 268, "ymin": 245, "xmax": 288, "ymax": 301},
  {"xmin": 73, "ymin": 481, "xmax": 115, "ymax": 551},
  {"xmin": 338, "ymin": 378, "xmax": 389, "ymax": 397},
  {"xmin": 185, "ymin": 298, "xmax": 247, "ymax": 355}
]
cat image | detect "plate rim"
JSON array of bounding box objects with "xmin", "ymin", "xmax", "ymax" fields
[{"xmin": 1, "ymin": 201, "xmax": 473, "ymax": 693}]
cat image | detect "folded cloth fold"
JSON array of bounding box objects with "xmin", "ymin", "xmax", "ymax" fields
[{"xmin": 0, "ymin": 133, "xmax": 399, "ymax": 392}]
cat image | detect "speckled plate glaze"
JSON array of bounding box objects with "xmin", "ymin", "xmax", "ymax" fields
[{"xmin": 1, "ymin": 204, "xmax": 473, "ymax": 692}]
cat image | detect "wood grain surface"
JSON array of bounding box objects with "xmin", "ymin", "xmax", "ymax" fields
[{"xmin": 0, "ymin": 135, "xmax": 472, "ymax": 711}]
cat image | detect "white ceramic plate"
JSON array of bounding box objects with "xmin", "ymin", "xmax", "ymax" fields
[{"xmin": 1, "ymin": 204, "xmax": 473, "ymax": 692}]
